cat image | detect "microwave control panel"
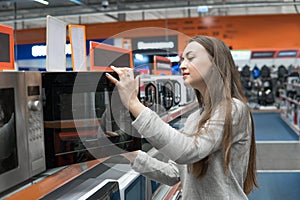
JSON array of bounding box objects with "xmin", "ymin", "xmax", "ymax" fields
[{"xmin": 24, "ymin": 72, "xmax": 46, "ymax": 175}]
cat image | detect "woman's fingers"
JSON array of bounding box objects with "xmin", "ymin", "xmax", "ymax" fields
[
  {"xmin": 105, "ymin": 131, "xmax": 119, "ymax": 137},
  {"xmin": 135, "ymin": 76, "xmax": 140, "ymax": 91},
  {"xmin": 106, "ymin": 65, "xmax": 134, "ymax": 85},
  {"xmin": 105, "ymin": 73, "xmax": 118, "ymax": 85},
  {"xmin": 110, "ymin": 65, "xmax": 122, "ymax": 74},
  {"xmin": 111, "ymin": 65, "xmax": 133, "ymax": 79}
]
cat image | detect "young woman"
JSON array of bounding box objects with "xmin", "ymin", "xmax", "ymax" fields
[{"xmin": 106, "ymin": 35, "xmax": 258, "ymax": 199}]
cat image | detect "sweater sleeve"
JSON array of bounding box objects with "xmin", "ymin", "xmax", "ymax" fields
[
  {"xmin": 132, "ymin": 99, "xmax": 249, "ymax": 164},
  {"xmin": 131, "ymin": 150, "xmax": 180, "ymax": 186}
]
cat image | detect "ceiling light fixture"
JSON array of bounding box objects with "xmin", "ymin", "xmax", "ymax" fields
[
  {"xmin": 197, "ymin": 6, "xmax": 209, "ymax": 13},
  {"xmin": 69, "ymin": 0, "xmax": 83, "ymax": 5},
  {"xmin": 101, "ymin": 0, "xmax": 109, "ymax": 9},
  {"xmin": 33, "ymin": 0, "xmax": 49, "ymax": 5}
]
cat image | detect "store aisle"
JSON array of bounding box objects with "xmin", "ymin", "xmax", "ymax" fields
[
  {"xmin": 252, "ymin": 112, "xmax": 299, "ymax": 141},
  {"xmin": 249, "ymin": 172, "xmax": 300, "ymax": 200},
  {"xmin": 249, "ymin": 112, "xmax": 300, "ymax": 200}
]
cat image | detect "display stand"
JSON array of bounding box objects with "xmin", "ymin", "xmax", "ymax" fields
[
  {"xmin": 279, "ymin": 83, "xmax": 300, "ymax": 137},
  {"xmin": 5, "ymin": 159, "xmax": 108, "ymax": 199}
]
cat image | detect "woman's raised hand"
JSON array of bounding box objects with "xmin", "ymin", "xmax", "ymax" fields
[{"xmin": 106, "ymin": 66, "xmax": 143, "ymax": 116}]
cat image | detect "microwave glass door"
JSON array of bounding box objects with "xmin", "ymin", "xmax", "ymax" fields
[
  {"xmin": 43, "ymin": 72, "xmax": 141, "ymax": 168},
  {"xmin": 0, "ymin": 88, "xmax": 18, "ymax": 175},
  {"xmin": 53, "ymin": 90, "xmax": 134, "ymax": 154},
  {"xmin": 46, "ymin": 89, "xmax": 139, "ymax": 167}
]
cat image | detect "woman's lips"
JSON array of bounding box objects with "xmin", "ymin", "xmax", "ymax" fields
[{"xmin": 182, "ymin": 73, "xmax": 189, "ymax": 79}]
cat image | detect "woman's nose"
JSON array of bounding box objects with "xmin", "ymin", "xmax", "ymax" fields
[{"xmin": 180, "ymin": 61, "xmax": 187, "ymax": 71}]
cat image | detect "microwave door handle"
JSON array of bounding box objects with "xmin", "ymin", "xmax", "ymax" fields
[{"xmin": 104, "ymin": 88, "xmax": 112, "ymax": 132}]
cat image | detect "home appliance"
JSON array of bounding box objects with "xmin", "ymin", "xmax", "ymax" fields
[
  {"xmin": 40, "ymin": 156, "xmax": 123, "ymax": 200},
  {"xmin": 152, "ymin": 75, "xmax": 194, "ymax": 106},
  {"xmin": 139, "ymin": 74, "xmax": 175, "ymax": 113},
  {"xmin": 171, "ymin": 79, "xmax": 181, "ymax": 106},
  {"xmin": 151, "ymin": 75, "xmax": 183, "ymax": 107},
  {"xmin": 40, "ymin": 155, "xmax": 147, "ymax": 200},
  {"xmin": 0, "ymin": 72, "xmax": 45, "ymax": 195},
  {"xmin": 156, "ymin": 78, "xmax": 174, "ymax": 112},
  {"xmin": 42, "ymin": 178, "xmax": 121, "ymax": 200},
  {"xmin": 139, "ymin": 75, "xmax": 158, "ymax": 112},
  {"xmin": 139, "ymin": 75, "xmax": 195, "ymax": 114},
  {"xmin": 42, "ymin": 72, "xmax": 141, "ymax": 168}
]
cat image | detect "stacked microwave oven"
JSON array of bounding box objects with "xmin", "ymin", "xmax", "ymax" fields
[
  {"xmin": 0, "ymin": 72, "xmax": 45, "ymax": 195},
  {"xmin": 42, "ymin": 72, "xmax": 141, "ymax": 168}
]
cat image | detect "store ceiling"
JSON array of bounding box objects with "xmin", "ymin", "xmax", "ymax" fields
[{"xmin": 0, "ymin": 0, "xmax": 299, "ymax": 29}]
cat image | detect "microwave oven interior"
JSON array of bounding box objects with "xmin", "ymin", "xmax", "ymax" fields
[
  {"xmin": 42, "ymin": 72, "xmax": 141, "ymax": 168},
  {"xmin": 0, "ymin": 88, "xmax": 17, "ymax": 176}
]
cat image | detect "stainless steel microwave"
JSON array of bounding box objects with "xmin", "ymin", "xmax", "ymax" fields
[{"xmin": 0, "ymin": 72, "xmax": 45, "ymax": 195}]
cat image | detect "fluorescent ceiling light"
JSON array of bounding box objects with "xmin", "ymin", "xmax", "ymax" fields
[
  {"xmin": 197, "ymin": 6, "xmax": 208, "ymax": 13},
  {"xmin": 33, "ymin": 0, "xmax": 49, "ymax": 5},
  {"xmin": 69, "ymin": 0, "xmax": 82, "ymax": 5}
]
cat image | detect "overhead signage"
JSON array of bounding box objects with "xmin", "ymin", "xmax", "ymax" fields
[
  {"xmin": 277, "ymin": 50, "xmax": 298, "ymax": 58},
  {"xmin": 251, "ymin": 51, "xmax": 275, "ymax": 59},
  {"xmin": 230, "ymin": 50, "xmax": 251, "ymax": 61},
  {"xmin": 137, "ymin": 41, "xmax": 174, "ymax": 50},
  {"xmin": 132, "ymin": 35, "xmax": 178, "ymax": 53}
]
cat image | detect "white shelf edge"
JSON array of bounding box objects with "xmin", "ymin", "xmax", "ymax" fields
[
  {"xmin": 280, "ymin": 95, "xmax": 300, "ymax": 106},
  {"xmin": 285, "ymin": 83, "xmax": 300, "ymax": 88},
  {"xmin": 280, "ymin": 113, "xmax": 300, "ymax": 136}
]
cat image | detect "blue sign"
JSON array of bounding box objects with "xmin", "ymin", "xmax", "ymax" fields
[{"xmin": 15, "ymin": 38, "xmax": 113, "ymax": 60}]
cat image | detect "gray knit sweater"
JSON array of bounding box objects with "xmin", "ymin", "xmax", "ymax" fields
[{"xmin": 131, "ymin": 98, "xmax": 252, "ymax": 200}]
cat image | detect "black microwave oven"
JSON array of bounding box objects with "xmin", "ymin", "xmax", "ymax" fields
[{"xmin": 42, "ymin": 72, "xmax": 141, "ymax": 168}]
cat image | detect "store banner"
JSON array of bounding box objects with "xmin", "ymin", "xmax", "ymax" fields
[{"xmin": 131, "ymin": 35, "xmax": 178, "ymax": 53}]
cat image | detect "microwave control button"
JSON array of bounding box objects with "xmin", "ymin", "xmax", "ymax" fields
[{"xmin": 28, "ymin": 100, "xmax": 41, "ymax": 111}]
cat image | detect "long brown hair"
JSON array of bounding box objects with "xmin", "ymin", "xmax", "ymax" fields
[{"xmin": 187, "ymin": 36, "xmax": 258, "ymax": 195}]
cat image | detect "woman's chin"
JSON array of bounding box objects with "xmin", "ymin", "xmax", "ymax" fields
[{"xmin": 183, "ymin": 79, "xmax": 192, "ymax": 88}]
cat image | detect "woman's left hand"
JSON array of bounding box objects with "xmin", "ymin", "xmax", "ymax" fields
[{"xmin": 106, "ymin": 66, "xmax": 140, "ymax": 110}]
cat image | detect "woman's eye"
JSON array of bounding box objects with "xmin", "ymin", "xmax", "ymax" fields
[{"xmin": 187, "ymin": 57, "xmax": 194, "ymax": 61}]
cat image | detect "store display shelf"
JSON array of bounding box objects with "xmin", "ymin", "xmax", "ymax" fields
[
  {"xmin": 280, "ymin": 113, "xmax": 300, "ymax": 136},
  {"xmin": 251, "ymin": 107, "xmax": 280, "ymax": 113},
  {"xmin": 160, "ymin": 101, "xmax": 198, "ymax": 122},
  {"xmin": 6, "ymin": 158, "xmax": 108, "ymax": 200},
  {"xmin": 285, "ymin": 83, "xmax": 300, "ymax": 88},
  {"xmin": 280, "ymin": 95, "xmax": 300, "ymax": 106}
]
